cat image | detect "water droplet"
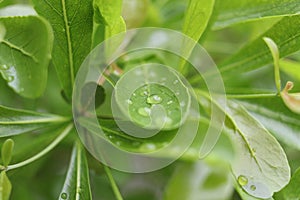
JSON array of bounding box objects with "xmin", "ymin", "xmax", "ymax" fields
[
  {"xmin": 147, "ymin": 95, "xmax": 162, "ymax": 104},
  {"xmin": 173, "ymin": 80, "xmax": 179, "ymax": 84},
  {"xmin": 132, "ymin": 93, "xmax": 136, "ymax": 96},
  {"xmin": 141, "ymin": 143, "xmax": 156, "ymax": 151},
  {"xmin": 61, "ymin": 193, "xmax": 68, "ymax": 199},
  {"xmin": 140, "ymin": 90, "xmax": 148, "ymax": 96},
  {"xmin": 0, "ymin": 64, "xmax": 9, "ymax": 70},
  {"xmin": 167, "ymin": 100, "xmax": 173, "ymax": 105},
  {"xmin": 5, "ymin": 75, "xmax": 14, "ymax": 82},
  {"xmin": 180, "ymin": 101, "xmax": 185, "ymax": 107},
  {"xmin": 250, "ymin": 185, "xmax": 256, "ymax": 191},
  {"xmin": 116, "ymin": 141, "xmax": 122, "ymax": 146},
  {"xmin": 164, "ymin": 117, "xmax": 173, "ymax": 124},
  {"xmin": 126, "ymin": 99, "xmax": 133, "ymax": 104},
  {"xmin": 62, "ymin": 28, "xmax": 66, "ymax": 32},
  {"xmin": 175, "ymin": 92, "xmax": 180, "ymax": 96},
  {"xmin": 108, "ymin": 135, "xmax": 115, "ymax": 140},
  {"xmin": 237, "ymin": 175, "xmax": 248, "ymax": 186},
  {"xmin": 138, "ymin": 107, "xmax": 151, "ymax": 117}
]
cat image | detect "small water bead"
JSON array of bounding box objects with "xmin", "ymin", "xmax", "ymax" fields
[
  {"xmin": 237, "ymin": 175, "xmax": 248, "ymax": 186},
  {"xmin": 167, "ymin": 100, "xmax": 173, "ymax": 105},
  {"xmin": 141, "ymin": 143, "xmax": 156, "ymax": 151},
  {"xmin": 140, "ymin": 90, "xmax": 148, "ymax": 96},
  {"xmin": 180, "ymin": 101, "xmax": 185, "ymax": 107},
  {"xmin": 138, "ymin": 107, "xmax": 151, "ymax": 117},
  {"xmin": 175, "ymin": 92, "xmax": 180, "ymax": 96},
  {"xmin": 61, "ymin": 193, "xmax": 68, "ymax": 199},
  {"xmin": 147, "ymin": 95, "xmax": 162, "ymax": 104},
  {"xmin": 173, "ymin": 80, "xmax": 179, "ymax": 84},
  {"xmin": 250, "ymin": 185, "xmax": 256, "ymax": 191}
]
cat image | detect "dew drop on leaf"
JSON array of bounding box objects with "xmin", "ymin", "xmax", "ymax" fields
[
  {"xmin": 147, "ymin": 95, "xmax": 162, "ymax": 104},
  {"xmin": 60, "ymin": 192, "xmax": 67, "ymax": 199},
  {"xmin": 126, "ymin": 99, "xmax": 133, "ymax": 104},
  {"xmin": 5, "ymin": 75, "xmax": 14, "ymax": 82},
  {"xmin": 237, "ymin": 175, "xmax": 248, "ymax": 186},
  {"xmin": 250, "ymin": 185, "xmax": 256, "ymax": 191},
  {"xmin": 138, "ymin": 107, "xmax": 151, "ymax": 117}
]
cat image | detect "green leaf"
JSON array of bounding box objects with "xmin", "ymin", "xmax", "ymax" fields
[
  {"xmin": 59, "ymin": 142, "xmax": 92, "ymax": 200},
  {"xmin": 0, "ymin": 105, "xmax": 69, "ymax": 137},
  {"xmin": 275, "ymin": 167, "xmax": 300, "ymax": 200},
  {"xmin": 280, "ymin": 59, "xmax": 300, "ymax": 82},
  {"xmin": 92, "ymin": 0, "xmax": 126, "ymax": 47},
  {"xmin": 0, "ymin": 171, "xmax": 11, "ymax": 200},
  {"xmin": 240, "ymin": 98, "xmax": 300, "ymax": 150},
  {"xmin": 114, "ymin": 65, "xmax": 190, "ymax": 130},
  {"xmin": 219, "ymin": 15, "xmax": 300, "ymax": 78},
  {"xmin": 32, "ymin": 0, "xmax": 94, "ymax": 100},
  {"xmin": 213, "ymin": 0, "xmax": 300, "ymax": 30},
  {"xmin": 182, "ymin": 0, "xmax": 214, "ymax": 42},
  {"xmin": 1, "ymin": 138, "xmax": 14, "ymax": 167},
  {"xmin": 164, "ymin": 162, "xmax": 233, "ymax": 200},
  {"xmin": 226, "ymin": 100, "xmax": 290, "ymax": 198},
  {"xmin": 179, "ymin": 0, "xmax": 214, "ymax": 71},
  {"xmin": 0, "ymin": 16, "xmax": 53, "ymax": 98}
]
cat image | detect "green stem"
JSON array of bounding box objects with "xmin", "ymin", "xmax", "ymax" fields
[
  {"xmin": 103, "ymin": 165, "xmax": 123, "ymax": 200},
  {"xmin": 226, "ymin": 93, "xmax": 278, "ymax": 99},
  {"xmin": 6, "ymin": 123, "xmax": 73, "ymax": 171}
]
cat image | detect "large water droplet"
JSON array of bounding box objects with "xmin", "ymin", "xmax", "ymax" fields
[
  {"xmin": 138, "ymin": 107, "xmax": 151, "ymax": 117},
  {"xmin": 238, "ymin": 175, "xmax": 248, "ymax": 186},
  {"xmin": 147, "ymin": 95, "xmax": 162, "ymax": 104},
  {"xmin": 0, "ymin": 64, "xmax": 9, "ymax": 70},
  {"xmin": 61, "ymin": 192, "xmax": 68, "ymax": 199},
  {"xmin": 250, "ymin": 185, "xmax": 256, "ymax": 191}
]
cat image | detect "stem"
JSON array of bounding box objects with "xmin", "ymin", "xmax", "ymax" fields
[
  {"xmin": 6, "ymin": 123, "xmax": 73, "ymax": 171},
  {"xmin": 263, "ymin": 37, "xmax": 281, "ymax": 94},
  {"xmin": 226, "ymin": 93, "xmax": 278, "ymax": 99},
  {"xmin": 103, "ymin": 165, "xmax": 123, "ymax": 200}
]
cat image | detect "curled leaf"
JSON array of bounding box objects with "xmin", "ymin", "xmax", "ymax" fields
[
  {"xmin": 1, "ymin": 139, "xmax": 14, "ymax": 167},
  {"xmin": 281, "ymin": 81, "xmax": 300, "ymax": 114}
]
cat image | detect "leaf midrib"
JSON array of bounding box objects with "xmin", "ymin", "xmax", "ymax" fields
[{"xmin": 61, "ymin": 0, "xmax": 75, "ymax": 87}]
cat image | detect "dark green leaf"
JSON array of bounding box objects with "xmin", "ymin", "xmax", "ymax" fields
[
  {"xmin": 1, "ymin": 138, "xmax": 14, "ymax": 166},
  {"xmin": 0, "ymin": 171, "xmax": 11, "ymax": 200},
  {"xmin": 219, "ymin": 16, "xmax": 300, "ymax": 78},
  {"xmin": 214, "ymin": 0, "xmax": 300, "ymax": 29},
  {"xmin": 275, "ymin": 167, "xmax": 300, "ymax": 200},
  {"xmin": 0, "ymin": 16, "xmax": 53, "ymax": 98},
  {"xmin": 32, "ymin": 0, "xmax": 94, "ymax": 100},
  {"xmin": 59, "ymin": 142, "xmax": 92, "ymax": 200},
  {"xmin": 0, "ymin": 105, "xmax": 69, "ymax": 137}
]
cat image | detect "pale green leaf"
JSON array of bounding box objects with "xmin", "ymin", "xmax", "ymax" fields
[
  {"xmin": 59, "ymin": 142, "xmax": 92, "ymax": 200},
  {"xmin": 226, "ymin": 100, "xmax": 290, "ymax": 198},
  {"xmin": 93, "ymin": 0, "xmax": 126, "ymax": 47},
  {"xmin": 0, "ymin": 16, "xmax": 53, "ymax": 98},
  {"xmin": 219, "ymin": 15, "xmax": 300, "ymax": 78},
  {"xmin": 0, "ymin": 105, "xmax": 69, "ymax": 137},
  {"xmin": 164, "ymin": 162, "xmax": 233, "ymax": 200},
  {"xmin": 182, "ymin": 0, "xmax": 214, "ymax": 42},
  {"xmin": 240, "ymin": 98, "xmax": 300, "ymax": 150},
  {"xmin": 32, "ymin": 0, "xmax": 94, "ymax": 100},
  {"xmin": 214, "ymin": 0, "xmax": 300, "ymax": 29},
  {"xmin": 0, "ymin": 171, "xmax": 11, "ymax": 200}
]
